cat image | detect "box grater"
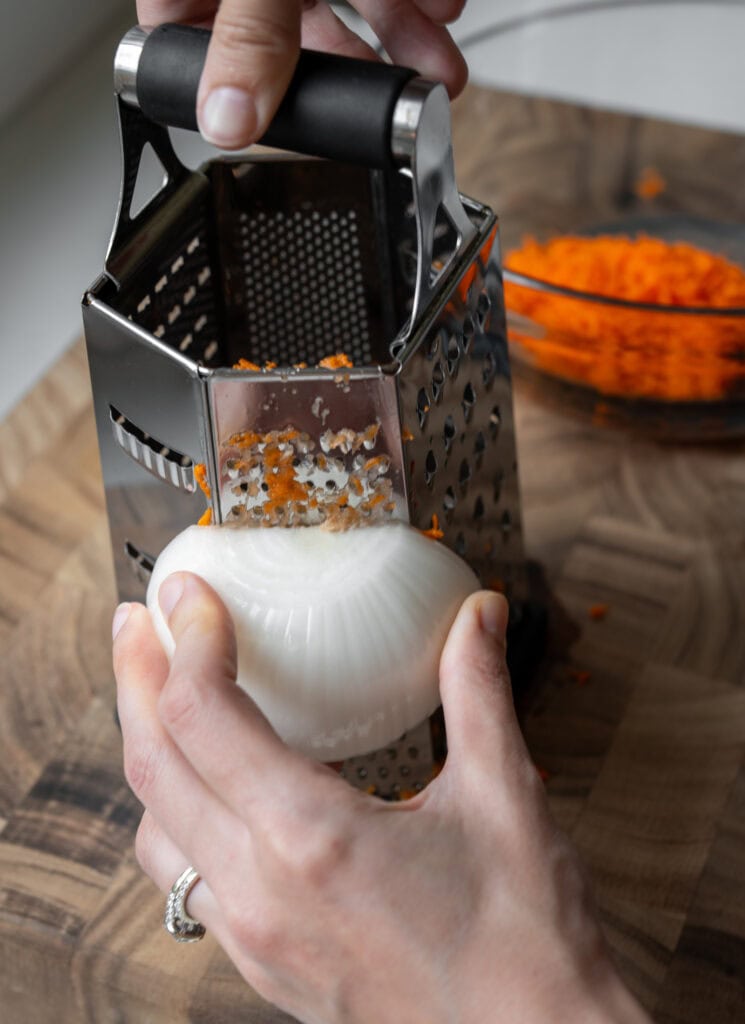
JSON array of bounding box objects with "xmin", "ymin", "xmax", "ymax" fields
[{"xmin": 83, "ymin": 24, "xmax": 532, "ymax": 798}]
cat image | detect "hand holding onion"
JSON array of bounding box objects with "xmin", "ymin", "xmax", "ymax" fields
[
  {"xmin": 146, "ymin": 522, "xmax": 480, "ymax": 760},
  {"xmin": 113, "ymin": 575, "xmax": 650, "ymax": 1024}
]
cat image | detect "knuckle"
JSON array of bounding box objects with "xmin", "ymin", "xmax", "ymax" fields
[
  {"xmin": 123, "ymin": 743, "xmax": 163, "ymax": 802},
  {"xmin": 213, "ymin": 10, "xmax": 298, "ymax": 66},
  {"xmin": 158, "ymin": 672, "xmax": 201, "ymax": 734},
  {"xmin": 227, "ymin": 904, "xmax": 284, "ymax": 962},
  {"xmin": 273, "ymin": 822, "xmax": 352, "ymax": 888}
]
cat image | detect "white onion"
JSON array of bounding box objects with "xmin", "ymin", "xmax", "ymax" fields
[{"xmin": 147, "ymin": 523, "xmax": 479, "ymax": 760}]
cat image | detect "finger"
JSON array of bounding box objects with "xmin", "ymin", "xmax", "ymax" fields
[
  {"xmin": 135, "ymin": 808, "xmax": 307, "ymax": 1016},
  {"xmin": 438, "ymin": 592, "xmax": 532, "ymax": 780},
  {"xmin": 136, "ymin": 0, "xmax": 216, "ymax": 24},
  {"xmin": 300, "ymin": 0, "xmax": 380, "ymax": 61},
  {"xmin": 197, "ymin": 0, "xmax": 302, "ymax": 149},
  {"xmin": 113, "ymin": 599, "xmax": 169, "ymax": 706},
  {"xmin": 114, "ymin": 602, "xmax": 247, "ymax": 879},
  {"xmin": 136, "ymin": 809, "xmax": 220, "ymax": 926},
  {"xmin": 412, "ymin": 0, "xmax": 467, "ymax": 25},
  {"xmin": 135, "ymin": 809, "xmax": 261, "ymax": 976},
  {"xmin": 157, "ymin": 572, "xmax": 346, "ymax": 820},
  {"xmin": 351, "ymin": 0, "xmax": 468, "ymax": 97}
]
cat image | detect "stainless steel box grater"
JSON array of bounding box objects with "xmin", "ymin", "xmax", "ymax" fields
[{"xmin": 83, "ymin": 25, "xmax": 529, "ymax": 797}]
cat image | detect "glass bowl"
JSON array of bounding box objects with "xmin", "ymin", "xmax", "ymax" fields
[
  {"xmin": 503, "ymin": 216, "xmax": 745, "ymax": 440},
  {"xmin": 452, "ymin": 2, "xmax": 745, "ymax": 439}
]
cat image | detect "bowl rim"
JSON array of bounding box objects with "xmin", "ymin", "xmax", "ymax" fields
[
  {"xmin": 503, "ymin": 268, "xmax": 745, "ymax": 317},
  {"xmin": 458, "ymin": 0, "xmax": 745, "ymax": 54}
]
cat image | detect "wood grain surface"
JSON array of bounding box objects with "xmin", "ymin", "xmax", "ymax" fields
[{"xmin": 1, "ymin": 85, "xmax": 744, "ymax": 1022}]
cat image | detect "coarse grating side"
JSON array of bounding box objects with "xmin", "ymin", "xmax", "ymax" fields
[{"xmin": 83, "ymin": 81, "xmax": 529, "ymax": 798}]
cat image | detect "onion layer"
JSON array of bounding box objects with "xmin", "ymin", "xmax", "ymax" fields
[{"xmin": 147, "ymin": 523, "xmax": 479, "ymax": 760}]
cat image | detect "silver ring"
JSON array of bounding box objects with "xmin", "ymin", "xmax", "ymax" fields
[{"xmin": 164, "ymin": 866, "xmax": 206, "ymax": 943}]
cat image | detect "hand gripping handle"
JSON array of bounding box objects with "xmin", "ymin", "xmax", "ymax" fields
[{"xmin": 115, "ymin": 23, "xmax": 417, "ymax": 169}]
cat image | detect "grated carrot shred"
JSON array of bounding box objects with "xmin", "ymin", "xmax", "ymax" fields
[
  {"xmin": 318, "ymin": 352, "xmax": 354, "ymax": 370},
  {"xmin": 194, "ymin": 462, "xmax": 211, "ymax": 499},
  {"xmin": 421, "ymin": 514, "xmax": 444, "ymax": 540}
]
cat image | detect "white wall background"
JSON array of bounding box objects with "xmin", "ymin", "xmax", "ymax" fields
[{"xmin": 1, "ymin": 0, "xmax": 744, "ymax": 419}]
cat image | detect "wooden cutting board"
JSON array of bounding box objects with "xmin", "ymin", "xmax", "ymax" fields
[{"xmin": 1, "ymin": 85, "xmax": 744, "ymax": 1023}]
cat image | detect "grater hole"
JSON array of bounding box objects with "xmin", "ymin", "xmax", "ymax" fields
[
  {"xmin": 446, "ymin": 334, "xmax": 460, "ymax": 377},
  {"xmin": 124, "ymin": 540, "xmax": 155, "ymax": 585},
  {"xmin": 482, "ymin": 352, "xmax": 496, "ymax": 388},
  {"xmin": 443, "ymin": 414, "xmax": 456, "ymax": 453},
  {"xmin": 501, "ymin": 509, "xmax": 513, "ymax": 537},
  {"xmin": 476, "ymin": 291, "xmax": 491, "ymax": 325},
  {"xmin": 474, "ymin": 431, "xmax": 486, "ymax": 461},
  {"xmin": 459, "ymin": 457, "xmax": 471, "ymax": 492},
  {"xmin": 454, "ymin": 532, "xmax": 466, "ymax": 557},
  {"xmin": 431, "ymin": 361, "xmax": 445, "ymax": 404},
  {"xmin": 489, "ymin": 405, "xmax": 501, "ymax": 440},
  {"xmin": 424, "ymin": 450, "xmax": 438, "ymax": 488},
  {"xmin": 417, "ymin": 388, "xmax": 431, "ymax": 429},
  {"xmin": 462, "ymin": 315, "xmax": 475, "ymax": 353},
  {"xmin": 443, "ymin": 486, "xmax": 457, "ymax": 516},
  {"xmin": 109, "ymin": 406, "xmax": 196, "ymax": 491},
  {"xmin": 473, "ymin": 495, "xmax": 485, "ymax": 521},
  {"xmin": 462, "ymin": 382, "xmax": 476, "ymax": 424},
  {"xmin": 493, "ymin": 467, "xmax": 504, "ymax": 502}
]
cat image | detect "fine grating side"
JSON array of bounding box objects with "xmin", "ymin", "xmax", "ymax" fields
[{"xmin": 238, "ymin": 208, "xmax": 373, "ymax": 366}]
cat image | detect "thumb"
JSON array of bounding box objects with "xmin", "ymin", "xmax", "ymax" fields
[
  {"xmin": 439, "ymin": 591, "xmax": 530, "ymax": 779},
  {"xmin": 197, "ymin": 0, "xmax": 302, "ymax": 149}
]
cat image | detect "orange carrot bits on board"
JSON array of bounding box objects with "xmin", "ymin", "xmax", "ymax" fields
[
  {"xmin": 588, "ymin": 603, "xmax": 609, "ymax": 622},
  {"xmin": 634, "ymin": 167, "xmax": 667, "ymax": 201}
]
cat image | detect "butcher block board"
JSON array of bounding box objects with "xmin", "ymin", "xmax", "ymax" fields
[{"xmin": 1, "ymin": 85, "xmax": 745, "ymax": 1022}]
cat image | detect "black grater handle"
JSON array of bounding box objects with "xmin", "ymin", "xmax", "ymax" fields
[{"xmin": 130, "ymin": 24, "xmax": 418, "ymax": 169}]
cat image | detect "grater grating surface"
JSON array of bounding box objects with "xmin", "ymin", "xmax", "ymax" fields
[{"xmin": 238, "ymin": 207, "xmax": 373, "ymax": 366}]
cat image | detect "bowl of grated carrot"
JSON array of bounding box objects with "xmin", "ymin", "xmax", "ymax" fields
[{"xmin": 502, "ymin": 217, "xmax": 745, "ymax": 439}]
